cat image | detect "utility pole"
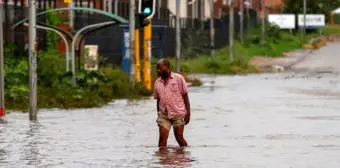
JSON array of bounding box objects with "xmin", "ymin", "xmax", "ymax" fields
[
  {"xmin": 129, "ymin": 0, "xmax": 135, "ymax": 83},
  {"xmin": 175, "ymin": 0, "xmax": 180, "ymax": 72},
  {"xmin": 0, "ymin": 0, "xmax": 5, "ymax": 122},
  {"xmin": 240, "ymin": 0, "xmax": 244, "ymax": 43},
  {"xmin": 210, "ymin": 0, "xmax": 215, "ymax": 59},
  {"xmin": 29, "ymin": 0, "xmax": 38, "ymax": 120},
  {"xmin": 303, "ymin": 0, "xmax": 307, "ymax": 42},
  {"xmin": 261, "ymin": 0, "xmax": 265, "ymax": 45},
  {"xmin": 229, "ymin": 0, "xmax": 234, "ymax": 61}
]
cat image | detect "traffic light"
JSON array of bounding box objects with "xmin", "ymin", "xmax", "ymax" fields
[
  {"xmin": 135, "ymin": 14, "xmax": 151, "ymax": 29},
  {"xmin": 136, "ymin": 0, "xmax": 155, "ymax": 29},
  {"xmin": 138, "ymin": 0, "xmax": 156, "ymax": 19}
]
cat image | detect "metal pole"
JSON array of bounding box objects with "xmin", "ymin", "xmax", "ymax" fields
[
  {"xmin": 0, "ymin": 1, "xmax": 5, "ymax": 121},
  {"xmin": 108, "ymin": 0, "xmax": 112, "ymax": 13},
  {"xmin": 210, "ymin": 0, "xmax": 215, "ymax": 59},
  {"xmin": 200, "ymin": 0, "xmax": 204, "ymax": 30},
  {"xmin": 114, "ymin": 0, "xmax": 118, "ymax": 14},
  {"xmin": 158, "ymin": 0, "xmax": 161, "ymax": 19},
  {"xmin": 71, "ymin": 21, "xmax": 116, "ymax": 85},
  {"xmin": 29, "ymin": 0, "xmax": 38, "ymax": 120},
  {"xmin": 175, "ymin": 0, "xmax": 180, "ymax": 72},
  {"xmin": 245, "ymin": 0, "xmax": 250, "ymax": 41},
  {"xmin": 240, "ymin": 0, "xmax": 244, "ymax": 43},
  {"xmin": 229, "ymin": 0, "xmax": 234, "ymax": 61},
  {"xmin": 143, "ymin": 21, "xmax": 152, "ymax": 90},
  {"xmin": 24, "ymin": 23, "xmax": 71, "ymax": 72},
  {"xmin": 128, "ymin": 0, "xmax": 135, "ymax": 83},
  {"xmin": 261, "ymin": 0, "xmax": 265, "ymax": 45},
  {"xmin": 192, "ymin": 0, "xmax": 194, "ymax": 27},
  {"xmin": 69, "ymin": 1, "xmax": 74, "ymax": 30},
  {"xmin": 246, "ymin": 0, "xmax": 250, "ymax": 37},
  {"xmin": 188, "ymin": 0, "xmax": 197, "ymax": 28},
  {"xmin": 303, "ymin": 0, "xmax": 307, "ymax": 42},
  {"xmin": 135, "ymin": 29, "xmax": 141, "ymax": 82}
]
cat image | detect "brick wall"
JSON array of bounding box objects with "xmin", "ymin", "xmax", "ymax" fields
[{"xmin": 213, "ymin": 0, "xmax": 284, "ymax": 19}]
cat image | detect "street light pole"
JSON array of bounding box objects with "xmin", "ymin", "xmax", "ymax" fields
[
  {"xmin": 69, "ymin": 0, "xmax": 74, "ymax": 30},
  {"xmin": 129, "ymin": 0, "xmax": 135, "ymax": 83},
  {"xmin": 303, "ymin": 0, "xmax": 307, "ymax": 42},
  {"xmin": 240, "ymin": 0, "xmax": 244, "ymax": 43},
  {"xmin": 29, "ymin": 0, "xmax": 38, "ymax": 120},
  {"xmin": 229, "ymin": 0, "xmax": 234, "ymax": 61},
  {"xmin": 261, "ymin": 0, "xmax": 265, "ymax": 45},
  {"xmin": 175, "ymin": 0, "xmax": 181, "ymax": 72},
  {"xmin": 0, "ymin": 0, "xmax": 5, "ymax": 121},
  {"xmin": 210, "ymin": 0, "xmax": 215, "ymax": 59}
]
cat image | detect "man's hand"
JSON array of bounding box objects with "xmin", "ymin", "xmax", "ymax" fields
[
  {"xmin": 184, "ymin": 113, "xmax": 190, "ymax": 125},
  {"xmin": 182, "ymin": 93, "xmax": 190, "ymax": 125}
]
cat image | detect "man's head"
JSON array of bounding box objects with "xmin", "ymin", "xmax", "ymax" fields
[{"xmin": 156, "ymin": 58, "xmax": 171, "ymax": 78}]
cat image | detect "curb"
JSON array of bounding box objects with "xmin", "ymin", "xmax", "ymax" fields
[
  {"xmin": 257, "ymin": 49, "xmax": 314, "ymax": 72},
  {"xmin": 282, "ymin": 49, "xmax": 314, "ymax": 70}
]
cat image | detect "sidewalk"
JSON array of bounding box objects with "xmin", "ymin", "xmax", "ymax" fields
[
  {"xmin": 249, "ymin": 49, "xmax": 313, "ymax": 72},
  {"xmin": 249, "ymin": 35, "xmax": 340, "ymax": 73},
  {"xmin": 291, "ymin": 42, "xmax": 340, "ymax": 73}
]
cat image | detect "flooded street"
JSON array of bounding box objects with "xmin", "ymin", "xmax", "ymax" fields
[{"xmin": 1, "ymin": 71, "xmax": 340, "ymax": 168}]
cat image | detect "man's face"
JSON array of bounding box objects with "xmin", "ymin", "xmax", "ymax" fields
[{"xmin": 157, "ymin": 63, "xmax": 169, "ymax": 78}]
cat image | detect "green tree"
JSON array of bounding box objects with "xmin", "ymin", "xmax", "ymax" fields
[{"xmin": 284, "ymin": 0, "xmax": 340, "ymax": 22}]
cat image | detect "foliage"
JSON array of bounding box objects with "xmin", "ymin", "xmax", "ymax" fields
[
  {"xmin": 4, "ymin": 48, "xmax": 152, "ymax": 111},
  {"xmin": 284, "ymin": 0, "xmax": 340, "ymax": 22},
  {"xmin": 180, "ymin": 23, "xmax": 340, "ymax": 75},
  {"xmin": 181, "ymin": 30, "xmax": 210, "ymax": 59},
  {"xmin": 45, "ymin": 5, "xmax": 63, "ymax": 50}
]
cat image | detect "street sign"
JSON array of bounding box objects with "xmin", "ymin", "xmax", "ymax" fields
[
  {"xmin": 268, "ymin": 14, "xmax": 295, "ymax": 29},
  {"xmin": 84, "ymin": 45, "xmax": 99, "ymax": 71},
  {"xmin": 64, "ymin": 0, "xmax": 71, "ymax": 3},
  {"xmin": 298, "ymin": 14, "xmax": 325, "ymax": 28}
]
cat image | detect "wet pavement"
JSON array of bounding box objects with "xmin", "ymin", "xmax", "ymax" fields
[{"xmin": 1, "ymin": 71, "xmax": 340, "ymax": 168}]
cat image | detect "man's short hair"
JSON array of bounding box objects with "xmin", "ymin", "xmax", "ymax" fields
[
  {"xmin": 162, "ymin": 59, "xmax": 170, "ymax": 68},
  {"xmin": 159, "ymin": 58, "xmax": 170, "ymax": 68}
]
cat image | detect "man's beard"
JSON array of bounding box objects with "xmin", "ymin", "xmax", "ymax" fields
[{"xmin": 158, "ymin": 71, "xmax": 169, "ymax": 78}]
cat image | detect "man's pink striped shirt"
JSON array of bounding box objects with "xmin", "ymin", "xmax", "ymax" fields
[{"xmin": 153, "ymin": 72, "xmax": 188, "ymax": 118}]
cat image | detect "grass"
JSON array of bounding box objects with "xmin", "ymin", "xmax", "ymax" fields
[
  {"xmin": 175, "ymin": 25, "xmax": 340, "ymax": 75},
  {"xmin": 322, "ymin": 25, "xmax": 340, "ymax": 35}
]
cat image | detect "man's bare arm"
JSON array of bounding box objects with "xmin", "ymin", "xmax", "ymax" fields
[{"xmin": 183, "ymin": 93, "xmax": 190, "ymax": 115}]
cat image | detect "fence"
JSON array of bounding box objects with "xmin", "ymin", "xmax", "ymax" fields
[{"xmin": 3, "ymin": 0, "xmax": 259, "ymax": 66}]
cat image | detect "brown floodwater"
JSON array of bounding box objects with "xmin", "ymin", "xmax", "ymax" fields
[{"xmin": 1, "ymin": 72, "xmax": 340, "ymax": 168}]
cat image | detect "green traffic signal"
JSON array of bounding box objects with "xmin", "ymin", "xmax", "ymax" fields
[
  {"xmin": 143, "ymin": 7, "xmax": 151, "ymax": 14},
  {"xmin": 138, "ymin": 0, "xmax": 155, "ymax": 18}
]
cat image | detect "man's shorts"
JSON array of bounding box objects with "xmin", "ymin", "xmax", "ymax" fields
[{"xmin": 156, "ymin": 111, "xmax": 185, "ymax": 130}]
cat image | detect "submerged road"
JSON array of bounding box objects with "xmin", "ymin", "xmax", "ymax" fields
[
  {"xmin": 0, "ymin": 43, "xmax": 340, "ymax": 168},
  {"xmin": 1, "ymin": 72, "xmax": 339, "ymax": 168}
]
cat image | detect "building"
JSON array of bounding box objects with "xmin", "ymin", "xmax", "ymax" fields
[{"xmin": 213, "ymin": 0, "xmax": 284, "ymax": 19}]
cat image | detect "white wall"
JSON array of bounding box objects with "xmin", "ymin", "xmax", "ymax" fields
[
  {"xmin": 168, "ymin": 0, "xmax": 188, "ymax": 18},
  {"xmin": 167, "ymin": 0, "xmax": 212, "ymax": 19}
]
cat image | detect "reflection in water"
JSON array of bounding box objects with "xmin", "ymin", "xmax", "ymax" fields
[
  {"xmin": 0, "ymin": 148, "xmax": 7, "ymax": 162},
  {"xmin": 155, "ymin": 147, "xmax": 195, "ymax": 167},
  {"xmin": 22, "ymin": 121, "xmax": 41, "ymax": 167}
]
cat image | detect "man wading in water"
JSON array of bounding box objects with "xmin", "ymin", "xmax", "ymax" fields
[{"xmin": 153, "ymin": 58, "xmax": 191, "ymax": 147}]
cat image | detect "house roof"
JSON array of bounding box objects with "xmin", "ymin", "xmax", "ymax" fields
[
  {"xmin": 333, "ymin": 7, "xmax": 340, "ymax": 14},
  {"xmin": 265, "ymin": 0, "xmax": 284, "ymax": 7}
]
